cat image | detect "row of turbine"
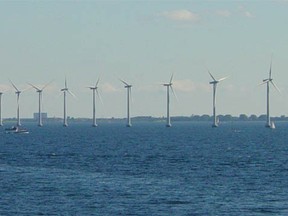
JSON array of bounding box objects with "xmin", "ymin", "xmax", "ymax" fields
[{"xmin": 0, "ymin": 60, "xmax": 279, "ymax": 129}]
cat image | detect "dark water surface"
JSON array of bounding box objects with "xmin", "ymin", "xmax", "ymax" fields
[{"xmin": 1, "ymin": 121, "xmax": 288, "ymax": 215}]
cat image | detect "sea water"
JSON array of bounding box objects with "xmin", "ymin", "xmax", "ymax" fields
[{"xmin": 1, "ymin": 121, "xmax": 288, "ymax": 215}]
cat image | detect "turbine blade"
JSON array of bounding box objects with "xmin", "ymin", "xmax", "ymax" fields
[
  {"xmin": 119, "ymin": 79, "xmax": 129, "ymax": 86},
  {"xmin": 269, "ymin": 54, "xmax": 273, "ymax": 79},
  {"xmin": 208, "ymin": 71, "xmax": 216, "ymax": 82},
  {"xmin": 95, "ymin": 78, "xmax": 100, "ymax": 88},
  {"xmin": 9, "ymin": 80, "xmax": 20, "ymax": 92},
  {"xmin": 170, "ymin": 86, "xmax": 178, "ymax": 101},
  {"xmin": 271, "ymin": 80, "xmax": 281, "ymax": 93},
  {"xmin": 169, "ymin": 74, "xmax": 174, "ymax": 84},
  {"xmin": 96, "ymin": 89, "xmax": 104, "ymax": 105},
  {"xmin": 269, "ymin": 66, "xmax": 272, "ymax": 80},
  {"xmin": 258, "ymin": 80, "xmax": 269, "ymax": 86},
  {"xmin": 65, "ymin": 77, "xmax": 67, "ymax": 89},
  {"xmin": 218, "ymin": 76, "xmax": 229, "ymax": 82},
  {"xmin": 68, "ymin": 90, "xmax": 76, "ymax": 98},
  {"xmin": 28, "ymin": 83, "xmax": 41, "ymax": 91},
  {"xmin": 42, "ymin": 80, "xmax": 54, "ymax": 90}
]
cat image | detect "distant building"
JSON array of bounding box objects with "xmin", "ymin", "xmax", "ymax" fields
[{"xmin": 33, "ymin": 113, "xmax": 48, "ymax": 120}]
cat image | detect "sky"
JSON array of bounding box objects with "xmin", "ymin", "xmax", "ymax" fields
[{"xmin": 0, "ymin": 0, "xmax": 288, "ymax": 119}]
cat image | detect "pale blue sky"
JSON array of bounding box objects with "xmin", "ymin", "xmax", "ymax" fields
[{"xmin": 0, "ymin": 0, "xmax": 288, "ymax": 119}]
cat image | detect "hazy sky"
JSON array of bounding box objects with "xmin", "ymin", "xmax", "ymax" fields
[{"xmin": 1, "ymin": 0, "xmax": 288, "ymax": 119}]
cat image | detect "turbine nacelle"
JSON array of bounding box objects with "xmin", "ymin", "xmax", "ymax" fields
[
  {"xmin": 120, "ymin": 79, "xmax": 132, "ymax": 89},
  {"xmin": 208, "ymin": 70, "xmax": 228, "ymax": 84},
  {"xmin": 262, "ymin": 78, "xmax": 272, "ymax": 83},
  {"xmin": 209, "ymin": 81, "xmax": 218, "ymax": 85},
  {"xmin": 88, "ymin": 87, "xmax": 98, "ymax": 90},
  {"xmin": 28, "ymin": 80, "xmax": 53, "ymax": 94},
  {"xmin": 88, "ymin": 78, "xmax": 100, "ymax": 91},
  {"xmin": 61, "ymin": 78, "xmax": 76, "ymax": 96},
  {"xmin": 260, "ymin": 65, "xmax": 280, "ymax": 93},
  {"xmin": 163, "ymin": 83, "xmax": 172, "ymax": 87}
]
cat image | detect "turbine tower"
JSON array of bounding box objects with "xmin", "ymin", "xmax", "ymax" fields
[
  {"xmin": 28, "ymin": 81, "xmax": 53, "ymax": 127},
  {"xmin": 61, "ymin": 78, "xmax": 75, "ymax": 127},
  {"xmin": 260, "ymin": 58, "xmax": 280, "ymax": 128},
  {"xmin": 10, "ymin": 80, "xmax": 27, "ymax": 127},
  {"xmin": 120, "ymin": 79, "xmax": 132, "ymax": 127},
  {"xmin": 208, "ymin": 71, "xmax": 228, "ymax": 128},
  {"xmin": 163, "ymin": 74, "xmax": 176, "ymax": 127},
  {"xmin": 0, "ymin": 91, "xmax": 3, "ymax": 126},
  {"xmin": 88, "ymin": 78, "xmax": 101, "ymax": 127}
]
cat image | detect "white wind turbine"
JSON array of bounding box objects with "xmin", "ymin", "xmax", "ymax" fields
[
  {"xmin": 61, "ymin": 78, "xmax": 76, "ymax": 127},
  {"xmin": 208, "ymin": 71, "xmax": 228, "ymax": 128},
  {"xmin": 87, "ymin": 78, "xmax": 101, "ymax": 127},
  {"xmin": 28, "ymin": 81, "xmax": 53, "ymax": 127},
  {"xmin": 260, "ymin": 58, "xmax": 280, "ymax": 129},
  {"xmin": 10, "ymin": 80, "xmax": 28, "ymax": 127},
  {"xmin": 120, "ymin": 79, "xmax": 132, "ymax": 127},
  {"xmin": 163, "ymin": 74, "xmax": 176, "ymax": 127}
]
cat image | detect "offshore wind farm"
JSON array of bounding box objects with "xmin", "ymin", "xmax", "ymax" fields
[
  {"xmin": 2, "ymin": 1, "xmax": 288, "ymax": 216},
  {"xmin": 0, "ymin": 61, "xmax": 285, "ymax": 129},
  {"xmin": 1, "ymin": 1, "xmax": 288, "ymax": 125}
]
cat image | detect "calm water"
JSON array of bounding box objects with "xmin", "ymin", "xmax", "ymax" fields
[{"xmin": 1, "ymin": 121, "xmax": 288, "ymax": 215}]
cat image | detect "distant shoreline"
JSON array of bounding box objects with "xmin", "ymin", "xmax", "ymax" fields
[{"xmin": 2, "ymin": 114, "xmax": 288, "ymax": 124}]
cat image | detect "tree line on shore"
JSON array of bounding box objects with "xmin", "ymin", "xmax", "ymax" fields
[{"xmin": 2, "ymin": 114, "xmax": 288, "ymax": 124}]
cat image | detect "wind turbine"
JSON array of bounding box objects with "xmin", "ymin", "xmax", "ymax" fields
[
  {"xmin": 260, "ymin": 58, "xmax": 280, "ymax": 129},
  {"xmin": 163, "ymin": 74, "xmax": 176, "ymax": 127},
  {"xmin": 208, "ymin": 71, "xmax": 228, "ymax": 127},
  {"xmin": 10, "ymin": 80, "xmax": 28, "ymax": 127},
  {"xmin": 87, "ymin": 78, "xmax": 101, "ymax": 127},
  {"xmin": 61, "ymin": 78, "xmax": 75, "ymax": 127},
  {"xmin": 28, "ymin": 81, "xmax": 53, "ymax": 127},
  {"xmin": 120, "ymin": 79, "xmax": 132, "ymax": 127}
]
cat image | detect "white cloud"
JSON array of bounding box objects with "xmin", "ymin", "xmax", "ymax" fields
[
  {"xmin": 216, "ymin": 10, "xmax": 232, "ymax": 18},
  {"xmin": 0, "ymin": 84, "xmax": 10, "ymax": 92},
  {"xmin": 239, "ymin": 5, "xmax": 255, "ymax": 18},
  {"xmin": 244, "ymin": 11, "xmax": 253, "ymax": 18},
  {"xmin": 101, "ymin": 82, "xmax": 118, "ymax": 93},
  {"xmin": 173, "ymin": 79, "xmax": 209, "ymax": 93},
  {"xmin": 160, "ymin": 10, "xmax": 200, "ymax": 22},
  {"xmin": 173, "ymin": 80, "xmax": 196, "ymax": 92}
]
